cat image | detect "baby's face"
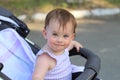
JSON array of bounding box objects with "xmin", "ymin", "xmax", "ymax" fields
[{"xmin": 43, "ymin": 19, "xmax": 75, "ymax": 54}]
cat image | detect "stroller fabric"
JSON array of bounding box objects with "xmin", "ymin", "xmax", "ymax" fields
[{"xmin": 0, "ymin": 28, "xmax": 35, "ymax": 80}]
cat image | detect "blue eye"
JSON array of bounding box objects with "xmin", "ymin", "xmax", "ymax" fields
[
  {"xmin": 64, "ymin": 35, "xmax": 69, "ymax": 38},
  {"xmin": 53, "ymin": 33, "xmax": 58, "ymax": 36}
]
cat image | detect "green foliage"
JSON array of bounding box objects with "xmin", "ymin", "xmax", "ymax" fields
[
  {"xmin": 106, "ymin": 0, "xmax": 120, "ymax": 5},
  {"xmin": 0, "ymin": 0, "xmax": 40, "ymax": 14},
  {"xmin": 0, "ymin": 0, "xmax": 120, "ymax": 15},
  {"xmin": 0, "ymin": 0, "xmax": 68, "ymax": 14}
]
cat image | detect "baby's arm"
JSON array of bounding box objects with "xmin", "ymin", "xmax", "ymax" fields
[
  {"xmin": 32, "ymin": 52, "xmax": 52, "ymax": 80},
  {"xmin": 68, "ymin": 40, "xmax": 83, "ymax": 52}
]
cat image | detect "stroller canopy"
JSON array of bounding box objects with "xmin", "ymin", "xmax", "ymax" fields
[{"xmin": 0, "ymin": 28, "xmax": 35, "ymax": 80}]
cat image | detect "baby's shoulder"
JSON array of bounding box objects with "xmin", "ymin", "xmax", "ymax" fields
[
  {"xmin": 38, "ymin": 52, "xmax": 56, "ymax": 70},
  {"xmin": 38, "ymin": 52, "xmax": 56, "ymax": 64},
  {"xmin": 38, "ymin": 52, "xmax": 51, "ymax": 60}
]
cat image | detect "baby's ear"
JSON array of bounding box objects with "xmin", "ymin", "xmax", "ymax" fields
[
  {"xmin": 42, "ymin": 29, "xmax": 47, "ymax": 39},
  {"xmin": 71, "ymin": 33, "xmax": 75, "ymax": 40}
]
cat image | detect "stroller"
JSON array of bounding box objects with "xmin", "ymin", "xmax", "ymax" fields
[{"xmin": 0, "ymin": 7, "xmax": 101, "ymax": 80}]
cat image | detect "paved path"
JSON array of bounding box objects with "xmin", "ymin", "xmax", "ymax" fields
[
  {"xmin": 27, "ymin": 15, "xmax": 120, "ymax": 80},
  {"xmin": 75, "ymin": 16, "xmax": 120, "ymax": 80}
]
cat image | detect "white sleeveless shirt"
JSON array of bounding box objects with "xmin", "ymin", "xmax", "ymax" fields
[{"xmin": 36, "ymin": 48, "xmax": 72, "ymax": 80}]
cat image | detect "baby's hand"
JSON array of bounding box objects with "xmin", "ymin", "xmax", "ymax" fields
[{"xmin": 69, "ymin": 40, "xmax": 83, "ymax": 52}]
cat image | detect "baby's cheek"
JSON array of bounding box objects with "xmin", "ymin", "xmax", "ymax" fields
[
  {"xmin": 48, "ymin": 38, "xmax": 55, "ymax": 45},
  {"xmin": 65, "ymin": 42, "xmax": 71, "ymax": 48}
]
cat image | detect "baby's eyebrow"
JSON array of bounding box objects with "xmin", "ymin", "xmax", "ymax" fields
[
  {"xmin": 52, "ymin": 31, "xmax": 58, "ymax": 33},
  {"xmin": 52, "ymin": 30, "xmax": 72, "ymax": 35}
]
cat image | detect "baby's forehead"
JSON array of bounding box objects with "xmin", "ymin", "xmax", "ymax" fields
[
  {"xmin": 47, "ymin": 20, "xmax": 74, "ymax": 33},
  {"xmin": 51, "ymin": 28, "xmax": 73, "ymax": 35},
  {"xmin": 50, "ymin": 19, "xmax": 73, "ymax": 28},
  {"xmin": 50, "ymin": 18, "xmax": 73, "ymax": 26}
]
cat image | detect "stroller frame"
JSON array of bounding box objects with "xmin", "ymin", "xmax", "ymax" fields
[{"xmin": 0, "ymin": 7, "xmax": 101, "ymax": 80}]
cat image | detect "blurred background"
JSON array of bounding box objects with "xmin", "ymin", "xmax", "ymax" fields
[
  {"xmin": 0, "ymin": 0, "xmax": 120, "ymax": 16},
  {"xmin": 0, "ymin": 0, "xmax": 120, "ymax": 80}
]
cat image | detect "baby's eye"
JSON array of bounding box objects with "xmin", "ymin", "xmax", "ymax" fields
[
  {"xmin": 52, "ymin": 33, "xmax": 58, "ymax": 36},
  {"xmin": 63, "ymin": 35, "xmax": 69, "ymax": 38}
]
